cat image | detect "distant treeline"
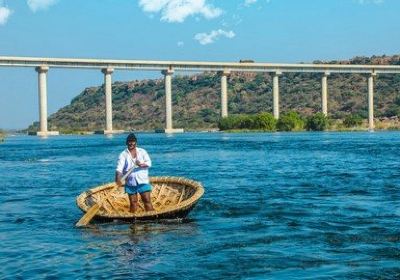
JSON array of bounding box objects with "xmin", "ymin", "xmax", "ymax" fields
[
  {"xmin": 27, "ymin": 54, "xmax": 400, "ymax": 132},
  {"xmin": 218, "ymin": 112, "xmax": 367, "ymax": 131}
]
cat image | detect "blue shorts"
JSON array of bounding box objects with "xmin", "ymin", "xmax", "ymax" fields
[{"xmin": 125, "ymin": 183, "xmax": 152, "ymax": 195}]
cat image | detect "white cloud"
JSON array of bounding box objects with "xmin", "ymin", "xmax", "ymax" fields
[
  {"xmin": 194, "ymin": 29, "xmax": 235, "ymax": 45},
  {"xmin": 244, "ymin": 0, "xmax": 257, "ymax": 6},
  {"xmin": 0, "ymin": 6, "xmax": 12, "ymax": 25},
  {"xmin": 177, "ymin": 41, "xmax": 184, "ymax": 47},
  {"xmin": 27, "ymin": 0, "xmax": 58, "ymax": 12},
  {"xmin": 356, "ymin": 0, "xmax": 384, "ymax": 4},
  {"xmin": 244, "ymin": 0, "xmax": 270, "ymax": 7},
  {"xmin": 138, "ymin": 0, "xmax": 222, "ymax": 23}
]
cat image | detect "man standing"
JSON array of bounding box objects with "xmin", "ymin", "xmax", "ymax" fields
[{"xmin": 115, "ymin": 133, "xmax": 154, "ymax": 213}]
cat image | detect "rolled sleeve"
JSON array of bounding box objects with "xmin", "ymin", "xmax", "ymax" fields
[{"xmin": 116, "ymin": 152, "xmax": 126, "ymax": 173}]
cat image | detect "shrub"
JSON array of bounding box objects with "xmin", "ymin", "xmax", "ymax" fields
[
  {"xmin": 218, "ymin": 115, "xmax": 242, "ymax": 130},
  {"xmin": 305, "ymin": 112, "xmax": 330, "ymax": 131},
  {"xmin": 253, "ymin": 112, "xmax": 276, "ymax": 130},
  {"xmin": 277, "ymin": 111, "xmax": 304, "ymax": 131},
  {"xmin": 343, "ymin": 114, "xmax": 363, "ymax": 128},
  {"xmin": 218, "ymin": 113, "xmax": 276, "ymax": 131},
  {"xmin": 239, "ymin": 115, "xmax": 255, "ymax": 129},
  {"xmin": 383, "ymin": 105, "xmax": 400, "ymax": 117},
  {"xmin": 395, "ymin": 96, "xmax": 400, "ymax": 106}
]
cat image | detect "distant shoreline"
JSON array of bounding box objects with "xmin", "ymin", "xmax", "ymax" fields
[
  {"xmin": 2, "ymin": 117, "xmax": 400, "ymax": 137},
  {"xmin": 4, "ymin": 127, "xmax": 400, "ymax": 136}
]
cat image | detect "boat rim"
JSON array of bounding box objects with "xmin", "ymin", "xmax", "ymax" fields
[{"xmin": 76, "ymin": 176, "xmax": 205, "ymax": 218}]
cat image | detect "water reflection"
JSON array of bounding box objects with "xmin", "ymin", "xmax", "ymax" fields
[
  {"xmin": 80, "ymin": 219, "xmax": 199, "ymax": 242},
  {"xmin": 77, "ymin": 219, "xmax": 200, "ymax": 275}
]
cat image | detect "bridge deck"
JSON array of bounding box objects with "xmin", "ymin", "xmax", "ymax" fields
[{"xmin": 1, "ymin": 56, "xmax": 400, "ymax": 74}]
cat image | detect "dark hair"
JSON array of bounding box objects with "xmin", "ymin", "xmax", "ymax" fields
[{"xmin": 126, "ymin": 133, "xmax": 137, "ymax": 144}]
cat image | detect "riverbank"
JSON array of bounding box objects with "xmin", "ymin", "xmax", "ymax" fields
[
  {"xmin": 12, "ymin": 117, "xmax": 400, "ymax": 136},
  {"xmin": 218, "ymin": 112, "xmax": 400, "ymax": 132},
  {"xmin": 220, "ymin": 116, "xmax": 400, "ymax": 132},
  {"xmin": 330, "ymin": 117, "xmax": 400, "ymax": 131}
]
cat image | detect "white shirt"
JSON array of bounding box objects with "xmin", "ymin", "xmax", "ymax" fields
[{"xmin": 115, "ymin": 147, "xmax": 152, "ymax": 186}]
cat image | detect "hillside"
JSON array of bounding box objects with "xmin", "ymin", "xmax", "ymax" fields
[{"xmin": 29, "ymin": 54, "xmax": 400, "ymax": 132}]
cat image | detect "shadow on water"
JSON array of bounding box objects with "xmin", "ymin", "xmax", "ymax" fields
[
  {"xmin": 75, "ymin": 218, "xmax": 201, "ymax": 277},
  {"xmin": 79, "ymin": 218, "xmax": 199, "ymax": 241}
]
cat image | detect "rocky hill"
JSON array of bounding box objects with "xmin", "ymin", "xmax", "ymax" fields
[{"xmin": 28, "ymin": 55, "xmax": 400, "ymax": 132}]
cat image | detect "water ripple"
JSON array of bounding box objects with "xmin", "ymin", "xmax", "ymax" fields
[{"xmin": 1, "ymin": 132, "xmax": 400, "ymax": 278}]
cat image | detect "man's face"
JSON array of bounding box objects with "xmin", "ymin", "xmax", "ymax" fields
[{"xmin": 127, "ymin": 141, "xmax": 136, "ymax": 150}]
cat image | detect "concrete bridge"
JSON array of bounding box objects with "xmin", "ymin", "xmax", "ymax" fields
[{"xmin": 1, "ymin": 56, "xmax": 400, "ymax": 136}]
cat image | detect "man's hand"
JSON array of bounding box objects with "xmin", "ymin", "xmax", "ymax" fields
[{"xmin": 136, "ymin": 160, "xmax": 149, "ymax": 168}]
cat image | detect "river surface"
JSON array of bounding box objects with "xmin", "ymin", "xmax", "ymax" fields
[{"xmin": 0, "ymin": 132, "xmax": 399, "ymax": 279}]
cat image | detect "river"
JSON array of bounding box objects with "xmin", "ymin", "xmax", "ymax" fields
[{"xmin": 0, "ymin": 132, "xmax": 399, "ymax": 279}]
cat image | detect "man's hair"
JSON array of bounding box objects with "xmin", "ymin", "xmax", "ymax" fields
[{"xmin": 126, "ymin": 133, "xmax": 137, "ymax": 144}]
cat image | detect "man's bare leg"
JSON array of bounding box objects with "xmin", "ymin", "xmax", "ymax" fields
[
  {"xmin": 128, "ymin": 194, "xmax": 138, "ymax": 213},
  {"xmin": 140, "ymin": 191, "xmax": 154, "ymax": 211}
]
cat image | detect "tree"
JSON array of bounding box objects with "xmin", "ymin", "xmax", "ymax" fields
[
  {"xmin": 277, "ymin": 111, "xmax": 304, "ymax": 131},
  {"xmin": 343, "ymin": 114, "xmax": 363, "ymax": 128},
  {"xmin": 253, "ymin": 112, "xmax": 276, "ymax": 130},
  {"xmin": 218, "ymin": 113, "xmax": 276, "ymax": 131},
  {"xmin": 218, "ymin": 115, "xmax": 241, "ymax": 130},
  {"xmin": 305, "ymin": 113, "xmax": 330, "ymax": 131}
]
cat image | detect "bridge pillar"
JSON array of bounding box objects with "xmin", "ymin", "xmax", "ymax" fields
[
  {"xmin": 159, "ymin": 69, "xmax": 183, "ymax": 133},
  {"xmin": 102, "ymin": 67, "xmax": 114, "ymax": 134},
  {"xmin": 321, "ymin": 72, "xmax": 330, "ymax": 116},
  {"xmin": 368, "ymin": 72, "xmax": 376, "ymax": 131},
  {"xmin": 34, "ymin": 66, "xmax": 59, "ymax": 137},
  {"xmin": 273, "ymin": 71, "xmax": 282, "ymax": 119},
  {"xmin": 219, "ymin": 70, "xmax": 230, "ymax": 118}
]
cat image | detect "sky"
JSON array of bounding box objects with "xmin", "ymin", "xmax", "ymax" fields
[{"xmin": 0, "ymin": 0, "xmax": 399, "ymax": 129}]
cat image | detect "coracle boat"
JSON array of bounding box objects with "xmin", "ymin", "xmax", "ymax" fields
[{"xmin": 76, "ymin": 176, "xmax": 204, "ymax": 222}]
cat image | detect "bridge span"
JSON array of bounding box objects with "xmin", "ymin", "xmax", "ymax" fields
[{"xmin": 1, "ymin": 56, "xmax": 400, "ymax": 135}]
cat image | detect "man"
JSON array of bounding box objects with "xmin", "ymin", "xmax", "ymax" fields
[{"xmin": 115, "ymin": 133, "xmax": 155, "ymax": 213}]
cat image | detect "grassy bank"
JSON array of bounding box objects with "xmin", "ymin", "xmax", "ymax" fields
[
  {"xmin": 218, "ymin": 112, "xmax": 400, "ymax": 132},
  {"xmin": 20, "ymin": 115, "xmax": 400, "ymax": 136}
]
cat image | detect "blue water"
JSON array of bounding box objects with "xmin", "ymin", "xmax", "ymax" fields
[{"xmin": 1, "ymin": 132, "xmax": 399, "ymax": 279}]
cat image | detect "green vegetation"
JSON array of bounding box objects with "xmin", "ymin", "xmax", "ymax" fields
[
  {"xmin": 219, "ymin": 112, "xmax": 331, "ymax": 132},
  {"xmin": 305, "ymin": 113, "xmax": 330, "ymax": 131},
  {"xmin": 343, "ymin": 114, "xmax": 363, "ymax": 128},
  {"xmin": 59, "ymin": 129, "xmax": 93, "ymax": 135},
  {"xmin": 26, "ymin": 54, "xmax": 400, "ymax": 132},
  {"xmin": 218, "ymin": 112, "xmax": 276, "ymax": 131},
  {"xmin": 0, "ymin": 129, "xmax": 5, "ymax": 142},
  {"xmin": 276, "ymin": 111, "xmax": 304, "ymax": 131},
  {"xmin": 253, "ymin": 113, "xmax": 277, "ymax": 130}
]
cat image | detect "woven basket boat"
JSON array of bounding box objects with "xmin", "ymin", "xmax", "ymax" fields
[{"xmin": 76, "ymin": 176, "xmax": 204, "ymax": 222}]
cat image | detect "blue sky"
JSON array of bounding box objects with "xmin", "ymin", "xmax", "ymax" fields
[{"xmin": 0, "ymin": 0, "xmax": 399, "ymax": 129}]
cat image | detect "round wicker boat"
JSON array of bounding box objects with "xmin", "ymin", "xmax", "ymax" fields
[{"xmin": 76, "ymin": 176, "xmax": 204, "ymax": 222}]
